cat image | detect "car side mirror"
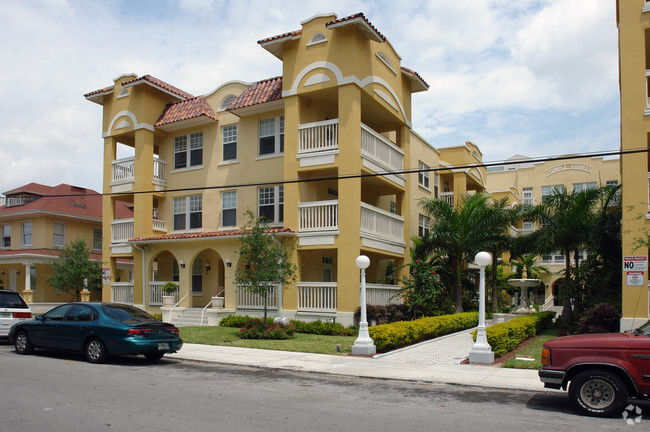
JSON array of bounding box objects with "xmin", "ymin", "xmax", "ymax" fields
[{"xmin": 35, "ymin": 315, "xmax": 44, "ymax": 321}]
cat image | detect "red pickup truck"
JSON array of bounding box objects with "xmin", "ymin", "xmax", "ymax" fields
[{"xmin": 539, "ymin": 321, "xmax": 650, "ymax": 417}]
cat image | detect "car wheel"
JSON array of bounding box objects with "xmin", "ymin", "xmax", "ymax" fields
[
  {"xmin": 85, "ymin": 338, "xmax": 108, "ymax": 364},
  {"xmin": 568, "ymin": 369, "xmax": 628, "ymax": 417},
  {"xmin": 144, "ymin": 352, "xmax": 165, "ymax": 361},
  {"xmin": 14, "ymin": 331, "xmax": 34, "ymax": 355}
]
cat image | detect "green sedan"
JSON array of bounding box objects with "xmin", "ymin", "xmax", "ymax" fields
[{"xmin": 9, "ymin": 302, "xmax": 183, "ymax": 363}]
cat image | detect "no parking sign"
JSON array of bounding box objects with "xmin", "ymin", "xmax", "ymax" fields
[{"xmin": 624, "ymin": 256, "xmax": 647, "ymax": 286}]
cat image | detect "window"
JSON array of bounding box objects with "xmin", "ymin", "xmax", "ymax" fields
[
  {"xmin": 258, "ymin": 186, "xmax": 283, "ymax": 224},
  {"xmin": 174, "ymin": 132, "xmax": 203, "ymax": 169},
  {"xmin": 434, "ymin": 172, "xmax": 439, "ymax": 199},
  {"xmin": 572, "ymin": 182, "xmax": 597, "ymax": 193},
  {"xmin": 418, "ymin": 161, "xmax": 430, "ymax": 189},
  {"xmin": 220, "ymin": 95, "xmax": 236, "ymax": 110},
  {"xmin": 53, "ymin": 222, "xmax": 65, "ymax": 247},
  {"xmin": 22, "ymin": 222, "xmax": 32, "ymax": 246},
  {"xmin": 389, "ymin": 201, "xmax": 397, "ymax": 214},
  {"xmin": 522, "ymin": 221, "xmax": 534, "ymax": 235},
  {"xmin": 259, "ymin": 116, "xmax": 284, "ymax": 156},
  {"xmin": 222, "ymin": 124, "xmax": 238, "ymax": 161},
  {"xmin": 418, "ymin": 214, "xmax": 430, "ymax": 238},
  {"xmin": 322, "ymin": 257, "xmax": 333, "ymax": 282},
  {"xmin": 606, "ymin": 180, "xmax": 619, "ymax": 186},
  {"xmin": 192, "ymin": 258, "xmax": 202, "ymax": 294},
  {"xmin": 93, "ymin": 228, "xmax": 102, "ymax": 251},
  {"xmin": 541, "ymin": 185, "xmax": 565, "ymax": 202},
  {"xmin": 173, "ymin": 195, "xmax": 202, "ymax": 231},
  {"xmin": 522, "ymin": 187, "xmax": 534, "ymax": 206},
  {"xmin": 68, "ymin": 305, "xmax": 94, "ymax": 321},
  {"xmin": 308, "ymin": 32, "xmax": 327, "ymax": 46},
  {"xmin": 1, "ymin": 224, "xmax": 10, "ymax": 248},
  {"xmin": 222, "ymin": 191, "xmax": 237, "ymax": 227},
  {"xmin": 172, "ymin": 260, "xmax": 179, "ymax": 282}
]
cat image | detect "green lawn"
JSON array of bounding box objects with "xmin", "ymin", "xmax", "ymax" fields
[
  {"xmin": 501, "ymin": 328, "xmax": 560, "ymax": 369},
  {"xmin": 179, "ymin": 326, "xmax": 357, "ymax": 355}
]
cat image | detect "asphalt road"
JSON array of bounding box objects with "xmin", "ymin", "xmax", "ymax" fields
[{"xmin": 0, "ymin": 341, "xmax": 647, "ymax": 432}]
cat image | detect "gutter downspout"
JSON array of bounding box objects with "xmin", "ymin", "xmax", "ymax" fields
[
  {"xmin": 132, "ymin": 242, "xmax": 148, "ymax": 309},
  {"xmin": 271, "ymin": 235, "xmax": 283, "ymax": 319}
]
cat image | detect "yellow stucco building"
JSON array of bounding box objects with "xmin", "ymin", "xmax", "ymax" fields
[
  {"xmin": 617, "ymin": 0, "xmax": 650, "ymax": 330},
  {"xmin": 486, "ymin": 154, "xmax": 620, "ymax": 308},
  {"xmin": 85, "ymin": 13, "xmax": 486, "ymax": 325}
]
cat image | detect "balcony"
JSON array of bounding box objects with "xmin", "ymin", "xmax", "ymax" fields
[
  {"xmin": 297, "ymin": 282, "xmax": 337, "ymax": 314},
  {"xmin": 111, "ymin": 218, "xmax": 168, "ymax": 243},
  {"xmin": 440, "ymin": 192, "xmax": 454, "ymax": 206},
  {"xmin": 360, "ymin": 202, "xmax": 405, "ymax": 254},
  {"xmin": 298, "ymin": 200, "xmax": 338, "ymax": 232},
  {"xmin": 361, "ymin": 123, "xmax": 405, "ymax": 187},
  {"xmin": 111, "ymin": 282, "xmax": 134, "ymax": 304},
  {"xmin": 149, "ymin": 281, "xmax": 179, "ymax": 306},
  {"xmin": 237, "ymin": 284, "xmax": 278, "ymax": 310},
  {"xmin": 297, "ymin": 119, "xmax": 339, "ymax": 167},
  {"xmin": 110, "ymin": 157, "xmax": 167, "ymax": 192},
  {"xmin": 366, "ymin": 284, "xmax": 402, "ymax": 306}
]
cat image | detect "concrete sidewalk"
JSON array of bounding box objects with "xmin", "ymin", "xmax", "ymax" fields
[{"xmin": 168, "ymin": 327, "xmax": 555, "ymax": 393}]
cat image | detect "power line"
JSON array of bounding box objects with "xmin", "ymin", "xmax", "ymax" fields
[{"xmin": 31, "ymin": 147, "xmax": 640, "ymax": 199}]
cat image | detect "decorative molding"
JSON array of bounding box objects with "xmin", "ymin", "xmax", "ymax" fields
[
  {"xmin": 103, "ymin": 111, "xmax": 154, "ymax": 138},
  {"xmin": 545, "ymin": 163, "xmax": 592, "ymax": 177},
  {"xmin": 304, "ymin": 73, "xmax": 331, "ymax": 87}
]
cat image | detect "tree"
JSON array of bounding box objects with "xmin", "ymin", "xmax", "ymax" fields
[
  {"xmin": 234, "ymin": 210, "xmax": 297, "ymax": 328},
  {"xmin": 46, "ymin": 238, "xmax": 102, "ymax": 301},
  {"xmin": 418, "ymin": 193, "xmax": 498, "ymax": 313}
]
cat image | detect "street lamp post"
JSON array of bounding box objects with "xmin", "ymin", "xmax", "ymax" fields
[
  {"xmin": 469, "ymin": 251, "xmax": 495, "ymax": 364},
  {"xmin": 351, "ymin": 255, "xmax": 376, "ymax": 356}
]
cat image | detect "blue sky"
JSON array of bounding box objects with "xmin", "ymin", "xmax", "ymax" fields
[{"xmin": 0, "ymin": 0, "xmax": 619, "ymax": 194}]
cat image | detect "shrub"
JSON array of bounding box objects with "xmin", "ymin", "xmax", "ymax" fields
[
  {"xmin": 152, "ymin": 313, "xmax": 162, "ymax": 322},
  {"xmin": 238, "ymin": 318, "xmax": 296, "ymax": 340},
  {"xmin": 353, "ymin": 304, "xmax": 412, "ymax": 325},
  {"xmin": 220, "ymin": 315, "xmax": 272, "ymax": 328},
  {"xmin": 290, "ymin": 320, "xmax": 357, "ymax": 336},
  {"xmin": 369, "ymin": 312, "xmax": 478, "ymax": 352},
  {"xmin": 576, "ymin": 303, "xmax": 621, "ymax": 334},
  {"xmin": 472, "ymin": 311, "xmax": 556, "ymax": 357}
]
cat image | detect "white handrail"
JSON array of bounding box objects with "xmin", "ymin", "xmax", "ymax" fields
[
  {"xmin": 200, "ymin": 299, "xmax": 212, "ymax": 327},
  {"xmin": 168, "ymin": 292, "xmax": 189, "ymax": 325}
]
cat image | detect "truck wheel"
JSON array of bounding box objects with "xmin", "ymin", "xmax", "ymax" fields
[{"xmin": 568, "ymin": 370, "xmax": 628, "ymax": 417}]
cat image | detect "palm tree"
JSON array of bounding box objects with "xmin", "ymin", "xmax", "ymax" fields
[
  {"xmin": 419, "ymin": 193, "xmax": 497, "ymax": 313},
  {"xmin": 526, "ymin": 187, "xmax": 600, "ymax": 321}
]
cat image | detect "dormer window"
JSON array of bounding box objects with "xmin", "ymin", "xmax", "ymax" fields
[
  {"xmin": 5, "ymin": 193, "xmax": 39, "ymax": 207},
  {"xmin": 117, "ymin": 87, "xmax": 130, "ymax": 98},
  {"xmin": 307, "ymin": 32, "xmax": 327, "ymax": 46},
  {"xmin": 220, "ymin": 95, "xmax": 237, "ymax": 110}
]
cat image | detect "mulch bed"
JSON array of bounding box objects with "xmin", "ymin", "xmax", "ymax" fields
[{"xmin": 460, "ymin": 334, "xmax": 539, "ymax": 365}]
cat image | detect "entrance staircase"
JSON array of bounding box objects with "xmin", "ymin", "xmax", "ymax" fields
[{"xmin": 168, "ymin": 308, "xmax": 207, "ymax": 327}]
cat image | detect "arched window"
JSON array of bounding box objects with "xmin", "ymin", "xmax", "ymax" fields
[
  {"xmin": 220, "ymin": 95, "xmax": 237, "ymax": 110},
  {"xmin": 307, "ymin": 32, "xmax": 327, "ymax": 46}
]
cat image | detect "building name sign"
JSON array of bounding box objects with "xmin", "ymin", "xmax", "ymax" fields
[{"xmin": 545, "ymin": 163, "xmax": 592, "ymax": 177}]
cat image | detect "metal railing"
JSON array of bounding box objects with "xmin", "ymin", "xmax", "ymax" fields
[
  {"xmin": 168, "ymin": 292, "xmax": 189, "ymax": 325},
  {"xmin": 297, "ymin": 282, "xmax": 337, "ymax": 313},
  {"xmin": 298, "ymin": 200, "xmax": 338, "ymax": 232}
]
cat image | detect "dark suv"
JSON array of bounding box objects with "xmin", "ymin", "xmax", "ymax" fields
[
  {"xmin": 0, "ymin": 290, "xmax": 32, "ymax": 337},
  {"xmin": 539, "ymin": 321, "xmax": 650, "ymax": 417}
]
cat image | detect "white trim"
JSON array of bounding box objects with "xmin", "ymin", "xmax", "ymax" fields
[
  {"xmin": 204, "ymin": 80, "xmax": 251, "ymax": 98},
  {"xmin": 284, "ymin": 61, "xmax": 411, "ymax": 127},
  {"xmin": 217, "ymin": 160, "xmax": 240, "ymax": 167},
  {"xmin": 122, "ymin": 79, "xmax": 186, "ymax": 101},
  {"xmin": 306, "ymin": 33, "xmax": 328, "ymax": 47},
  {"xmin": 255, "ymin": 153, "xmax": 284, "ymax": 161},
  {"xmin": 304, "ymin": 73, "xmax": 331, "ymax": 87},
  {"xmin": 113, "ymin": 73, "xmax": 138, "ymax": 82},
  {"xmin": 170, "ymin": 165, "xmax": 204, "ymax": 174},
  {"xmin": 374, "ymin": 89, "xmax": 398, "ymax": 112},
  {"xmin": 103, "ymin": 111, "xmax": 154, "ymax": 138},
  {"xmin": 298, "ymin": 234, "xmax": 337, "ymax": 246},
  {"xmin": 300, "ymin": 13, "xmax": 337, "ymax": 25},
  {"xmin": 376, "ymin": 52, "xmax": 397, "ymax": 75},
  {"xmin": 297, "ymin": 150, "xmax": 338, "ymax": 167}
]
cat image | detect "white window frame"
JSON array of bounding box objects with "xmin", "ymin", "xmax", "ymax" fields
[
  {"xmin": 258, "ymin": 116, "xmax": 284, "ymax": 157},
  {"xmin": 22, "ymin": 221, "xmax": 32, "ymax": 246},
  {"xmin": 572, "ymin": 182, "xmax": 597, "ymax": 193},
  {"xmin": 173, "ymin": 195, "xmax": 202, "ymax": 231},
  {"xmin": 541, "ymin": 185, "xmax": 565, "ymax": 202},
  {"xmin": 418, "ymin": 214, "xmax": 430, "ymax": 238},
  {"xmin": 322, "ymin": 256, "xmax": 333, "ymax": 282},
  {"xmin": 258, "ymin": 185, "xmax": 284, "ymax": 225},
  {"xmin": 418, "ymin": 161, "xmax": 430, "ymax": 189},
  {"xmin": 221, "ymin": 191, "xmax": 237, "ymax": 228},
  {"xmin": 434, "ymin": 172, "xmax": 439, "ymax": 199},
  {"xmin": 1, "ymin": 224, "xmax": 10, "ymax": 248},
  {"xmin": 53, "ymin": 222, "xmax": 65, "ymax": 247},
  {"xmin": 174, "ymin": 132, "xmax": 203, "ymax": 170},
  {"xmin": 222, "ymin": 124, "xmax": 238, "ymax": 162}
]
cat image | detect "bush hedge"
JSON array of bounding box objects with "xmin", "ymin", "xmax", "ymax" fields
[
  {"xmin": 472, "ymin": 311, "xmax": 556, "ymax": 357},
  {"xmin": 219, "ymin": 315, "xmax": 356, "ymax": 336},
  {"xmin": 368, "ymin": 312, "xmax": 478, "ymax": 352}
]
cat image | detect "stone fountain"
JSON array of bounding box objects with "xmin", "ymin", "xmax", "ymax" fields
[{"xmin": 508, "ymin": 266, "xmax": 541, "ymax": 314}]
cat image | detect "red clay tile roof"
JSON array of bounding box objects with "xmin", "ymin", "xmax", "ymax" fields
[
  {"xmin": 326, "ymin": 13, "xmax": 386, "ymax": 43},
  {"xmin": 0, "ymin": 183, "xmax": 132, "ymax": 220},
  {"xmin": 257, "ymin": 30, "xmax": 302, "ymax": 46},
  {"xmin": 122, "ymin": 75, "xmax": 194, "ymax": 100},
  {"xmin": 83, "ymin": 85, "xmax": 114, "ymax": 98},
  {"xmin": 226, "ymin": 77, "xmax": 283, "ymax": 110},
  {"xmin": 131, "ymin": 227, "xmax": 294, "ymax": 243},
  {"xmin": 401, "ymin": 66, "xmax": 429, "ymax": 90},
  {"xmin": 155, "ymin": 96, "xmax": 218, "ymax": 127}
]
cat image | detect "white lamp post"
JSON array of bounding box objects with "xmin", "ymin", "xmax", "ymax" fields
[
  {"xmin": 469, "ymin": 251, "xmax": 494, "ymax": 364},
  {"xmin": 351, "ymin": 255, "xmax": 376, "ymax": 356}
]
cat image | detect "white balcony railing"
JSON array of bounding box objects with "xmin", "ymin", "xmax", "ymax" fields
[
  {"xmin": 298, "ymin": 200, "xmax": 338, "ymax": 232},
  {"xmin": 297, "ymin": 282, "xmax": 337, "ymax": 313},
  {"xmin": 298, "ymin": 119, "xmax": 338, "ymax": 154},
  {"xmin": 149, "ymin": 281, "xmax": 178, "ymax": 306},
  {"xmin": 111, "ymin": 219, "xmax": 134, "ymax": 243},
  {"xmin": 360, "ymin": 123, "xmax": 404, "ymax": 173},
  {"xmin": 111, "ymin": 282, "xmax": 134, "ymax": 304},
  {"xmin": 111, "ymin": 156, "xmax": 167, "ymax": 187},
  {"xmin": 521, "ymin": 197, "xmax": 535, "ymax": 206},
  {"xmin": 440, "ymin": 192, "xmax": 454, "ymax": 207},
  {"xmin": 237, "ymin": 284, "xmax": 278, "ymax": 310},
  {"xmin": 153, "ymin": 219, "xmax": 167, "ymax": 232},
  {"xmin": 360, "ymin": 202, "xmax": 404, "ymax": 242},
  {"xmin": 366, "ymin": 284, "xmax": 402, "ymax": 306}
]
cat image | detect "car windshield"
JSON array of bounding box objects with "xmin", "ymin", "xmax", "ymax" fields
[
  {"xmin": 102, "ymin": 304, "xmax": 157, "ymax": 323},
  {"xmin": 636, "ymin": 321, "xmax": 650, "ymax": 336},
  {"xmin": 0, "ymin": 292, "xmax": 29, "ymax": 309}
]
